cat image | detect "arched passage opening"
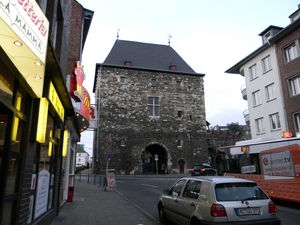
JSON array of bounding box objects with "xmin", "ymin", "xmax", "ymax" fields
[{"xmin": 143, "ymin": 144, "xmax": 168, "ymax": 174}]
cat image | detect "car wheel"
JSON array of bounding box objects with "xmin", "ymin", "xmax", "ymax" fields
[
  {"xmin": 158, "ymin": 203, "xmax": 167, "ymax": 224},
  {"xmin": 190, "ymin": 217, "xmax": 201, "ymax": 225}
]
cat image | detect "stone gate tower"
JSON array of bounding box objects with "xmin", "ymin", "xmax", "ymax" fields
[{"xmin": 93, "ymin": 40, "xmax": 207, "ymax": 174}]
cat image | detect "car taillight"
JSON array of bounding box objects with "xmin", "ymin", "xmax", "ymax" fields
[
  {"xmin": 268, "ymin": 201, "xmax": 277, "ymax": 213},
  {"xmin": 201, "ymin": 168, "xmax": 205, "ymax": 172},
  {"xmin": 210, "ymin": 203, "xmax": 227, "ymax": 217}
]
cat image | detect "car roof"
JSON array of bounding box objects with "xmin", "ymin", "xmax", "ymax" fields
[{"xmin": 182, "ymin": 176, "xmax": 256, "ymax": 184}]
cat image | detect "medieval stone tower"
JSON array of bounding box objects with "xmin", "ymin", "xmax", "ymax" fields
[{"xmin": 93, "ymin": 40, "xmax": 207, "ymax": 174}]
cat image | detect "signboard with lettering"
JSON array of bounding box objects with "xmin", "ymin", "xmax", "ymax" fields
[
  {"xmin": 0, "ymin": 0, "xmax": 49, "ymax": 63},
  {"xmin": 106, "ymin": 173, "xmax": 116, "ymax": 188},
  {"xmin": 48, "ymin": 81, "xmax": 64, "ymax": 121},
  {"xmin": 261, "ymin": 150, "xmax": 294, "ymax": 180},
  {"xmin": 34, "ymin": 170, "xmax": 50, "ymax": 219}
]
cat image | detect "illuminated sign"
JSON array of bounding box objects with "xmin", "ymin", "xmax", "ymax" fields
[
  {"xmin": 48, "ymin": 82, "xmax": 64, "ymax": 121},
  {"xmin": 81, "ymin": 86, "xmax": 90, "ymax": 121},
  {"xmin": 36, "ymin": 97, "xmax": 48, "ymax": 143},
  {"xmin": 62, "ymin": 130, "xmax": 69, "ymax": 157},
  {"xmin": 69, "ymin": 61, "xmax": 85, "ymax": 102},
  {"xmin": 0, "ymin": 0, "xmax": 49, "ymax": 63}
]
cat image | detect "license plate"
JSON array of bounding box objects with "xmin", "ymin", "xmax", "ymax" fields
[
  {"xmin": 236, "ymin": 207, "xmax": 261, "ymax": 216},
  {"xmin": 195, "ymin": 172, "xmax": 199, "ymax": 174}
]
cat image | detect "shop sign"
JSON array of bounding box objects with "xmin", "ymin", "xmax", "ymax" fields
[
  {"xmin": 0, "ymin": 0, "xmax": 49, "ymax": 63},
  {"xmin": 48, "ymin": 81, "xmax": 64, "ymax": 121},
  {"xmin": 80, "ymin": 86, "xmax": 90, "ymax": 121},
  {"xmin": 69, "ymin": 61, "xmax": 85, "ymax": 102},
  {"xmin": 62, "ymin": 130, "xmax": 69, "ymax": 157},
  {"xmin": 36, "ymin": 97, "xmax": 48, "ymax": 143}
]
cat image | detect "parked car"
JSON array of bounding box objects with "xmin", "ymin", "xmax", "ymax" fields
[
  {"xmin": 76, "ymin": 163, "xmax": 83, "ymax": 168},
  {"xmin": 157, "ymin": 177, "xmax": 280, "ymax": 225},
  {"xmin": 190, "ymin": 163, "xmax": 216, "ymax": 176}
]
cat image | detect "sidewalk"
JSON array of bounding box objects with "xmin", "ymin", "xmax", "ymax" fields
[{"xmin": 51, "ymin": 169, "xmax": 160, "ymax": 225}]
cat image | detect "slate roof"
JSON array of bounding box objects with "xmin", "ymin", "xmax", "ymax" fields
[{"xmin": 102, "ymin": 39, "xmax": 203, "ymax": 75}]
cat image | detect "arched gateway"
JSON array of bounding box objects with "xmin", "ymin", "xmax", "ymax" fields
[{"xmin": 142, "ymin": 144, "xmax": 169, "ymax": 174}]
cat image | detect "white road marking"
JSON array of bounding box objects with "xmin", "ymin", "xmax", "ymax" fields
[{"xmin": 141, "ymin": 184, "xmax": 158, "ymax": 188}]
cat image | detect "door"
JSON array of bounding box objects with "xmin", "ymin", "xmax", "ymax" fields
[
  {"xmin": 179, "ymin": 160, "xmax": 185, "ymax": 173},
  {"xmin": 177, "ymin": 180, "xmax": 202, "ymax": 225},
  {"xmin": 124, "ymin": 161, "xmax": 131, "ymax": 175},
  {"xmin": 163, "ymin": 179, "xmax": 186, "ymax": 223}
]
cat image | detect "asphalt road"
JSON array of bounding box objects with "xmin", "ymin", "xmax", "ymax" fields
[{"xmin": 115, "ymin": 176, "xmax": 300, "ymax": 225}]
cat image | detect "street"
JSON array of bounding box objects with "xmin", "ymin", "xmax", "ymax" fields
[{"xmin": 113, "ymin": 175, "xmax": 300, "ymax": 225}]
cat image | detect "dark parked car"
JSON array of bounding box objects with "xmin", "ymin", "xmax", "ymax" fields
[
  {"xmin": 191, "ymin": 163, "xmax": 216, "ymax": 176},
  {"xmin": 157, "ymin": 177, "xmax": 281, "ymax": 225}
]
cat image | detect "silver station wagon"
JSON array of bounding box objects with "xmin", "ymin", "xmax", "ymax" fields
[{"xmin": 157, "ymin": 177, "xmax": 281, "ymax": 225}]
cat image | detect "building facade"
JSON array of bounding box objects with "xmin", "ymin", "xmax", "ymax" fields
[
  {"xmin": 0, "ymin": 0, "xmax": 93, "ymax": 224},
  {"xmin": 92, "ymin": 40, "xmax": 208, "ymax": 175},
  {"xmin": 226, "ymin": 5, "xmax": 300, "ymax": 141}
]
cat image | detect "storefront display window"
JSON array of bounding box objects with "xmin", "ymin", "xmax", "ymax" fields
[
  {"xmin": 15, "ymin": 85, "xmax": 27, "ymax": 114},
  {"xmin": 31, "ymin": 114, "xmax": 57, "ymax": 220},
  {"xmin": 5, "ymin": 158, "xmax": 18, "ymax": 195},
  {"xmin": 11, "ymin": 117, "xmax": 24, "ymax": 153},
  {"xmin": 1, "ymin": 201, "xmax": 14, "ymax": 225},
  {"xmin": 0, "ymin": 64, "xmax": 15, "ymax": 105}
]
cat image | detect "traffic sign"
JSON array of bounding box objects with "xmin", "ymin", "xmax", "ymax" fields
[
  {"xmin": 154, "ymin": 154, "xmax": 158, "ymax": 161},
  {"xmin": 106, "ymin": 154, "xmax": 111, "ymax": 161},
  {"xmin": 107, "ymin": 139, "xmax": 112, "ymax": 147}
]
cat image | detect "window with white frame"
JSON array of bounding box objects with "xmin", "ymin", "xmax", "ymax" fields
[
  {"xmin": 249, "ymin": 64, "xmax": 257, "ymax": 80},
  {"xmin": 285, "ymin": 43, "xmax": 298, "ymax": 63},
  {"xmin": 151, "ymin": 78, "xmax": 156, "ymax": 87},
  {"xmin": 148, "ymin": 97, "xmax": 160, "ymax": 117},
  {"xmin": 119, "ymin": 108, "xmax": 125, "ymax": 117},
  {"xmin": 294, "ymin": 112, "xmax": 300, "ymax": 133},
  {"xmin": 270, "ymin": 113, "xmax": 281, "ymax": 130},
  {"xmin": 252, "ymin": 90, "xmax": 261, "ymax": 106},
  {"xmin": 178, "ymin": 110, "xmax": 183, "ymax": 117},
  {"xmin": 262, "ymin": 55, "xmax": 272, "ymax": 73},
  {"xmin": 120, "ymin": 76, "xmax": 126, "ymax": 84},
  {"xmin": 120, "ymin": 139, "xmax": 126, "ymax": 146},
  {"xmin": 265, "ymin": 83, "xmax": 275, "ymax": 101},
  {"xmin": 290, "ymin": 75, "xmax": 300, "ymax": 96},
  {"xmin": 177, "ymin": 140, "xmax": 182, "ymax": 147},
  {"xmin": 255, "ymin": 118, "xmax": 265, "ymax": 134},
  {"xmin": 264, "ymin": 32, "xmax": 271, "ymax": 43}
]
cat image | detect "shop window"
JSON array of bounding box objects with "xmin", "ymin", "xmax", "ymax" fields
[{"xmin": 0, "ymin": 63, "xmax": 15, "ymax": 104}]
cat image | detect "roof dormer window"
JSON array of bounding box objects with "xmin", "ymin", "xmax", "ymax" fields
[
  {"xmin": 264, "ymin": 32, "xmax": 271, "ymax": 44},
  {"xmin": 124, "ymin": 61, "xmax": 131, "ymax": 66},
  {"xmin": 170, "ymin": 65, "xmax": 176, "ymax": 71}
]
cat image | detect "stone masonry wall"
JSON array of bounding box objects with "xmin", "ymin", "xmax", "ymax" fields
[{"xmin": 96, "ymin": 66, "xmax": 208, "ymax": 174}]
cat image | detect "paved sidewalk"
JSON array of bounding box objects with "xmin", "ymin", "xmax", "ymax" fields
[{"xmin": 51, "ymin": 170, "xmax": 160, "ymax": 225}]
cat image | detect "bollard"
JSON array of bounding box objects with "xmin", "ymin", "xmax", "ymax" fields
[
  {"xmin": 67, "ymin": 186, "xmax": 74, "ymax": 202},
  {"xmin": 87, "ymin": 173, "xmax": 90, "ymax": 183},
  {"xmin": 94, "ymin": 175, "xmax": 96, "ymax": 185},
  {"xmin": 99, "ymin": 176, "xmax": 102, "ymax": 187}
]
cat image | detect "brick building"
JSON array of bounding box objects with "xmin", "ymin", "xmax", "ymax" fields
[{"xmin": 92, "ymin": 40, "xmax": 207, "ymax": 174}]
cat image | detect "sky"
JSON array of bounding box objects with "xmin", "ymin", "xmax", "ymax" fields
[{"xmin": 78, "ymin": 0, "xmax": 300, "ymax": 156}]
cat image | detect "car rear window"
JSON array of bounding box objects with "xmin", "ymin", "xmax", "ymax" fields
[{"xmin": 215, "ymin": 182, "xmax": 269, "ymax": 202}]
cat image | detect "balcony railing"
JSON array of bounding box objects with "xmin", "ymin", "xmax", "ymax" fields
[
  {"xmin": 240, "ymin": 84, "xmax": 247, "ymax": 100},
  {"xmin": 243, "ymin": 109, "xmax": 250, "ymax": 126}
]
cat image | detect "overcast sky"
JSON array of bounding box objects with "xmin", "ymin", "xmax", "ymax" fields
[{"xmin": 78, "ymin": 0, "xmax": 300, "ymax": 156}]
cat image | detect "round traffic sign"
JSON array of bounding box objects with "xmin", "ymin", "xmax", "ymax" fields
[{"xmin": 106, "ymin": 154, "xmax": 111, "ymax": 161}]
